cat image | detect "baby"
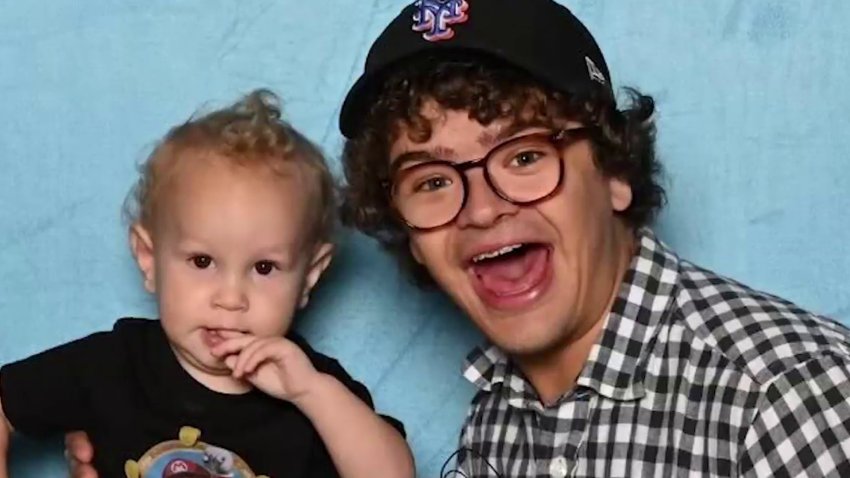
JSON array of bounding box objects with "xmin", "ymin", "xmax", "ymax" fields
[{"xmin": 0, "ymin": 90, "xmax": 414, "ymax": 478}]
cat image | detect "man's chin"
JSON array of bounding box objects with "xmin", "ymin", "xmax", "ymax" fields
[
  {"xmin": 489, "ymin": 331, "xmax": 564, "ymax": 357},
  {"xmin": 473, "ymin": 308, "xmax": 559, "ymax": 351}
]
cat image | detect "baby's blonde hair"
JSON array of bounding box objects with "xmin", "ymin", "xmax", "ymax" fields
[{"xmin": 125, "ymin": 89, "xmax": 336, "ymax": 247}]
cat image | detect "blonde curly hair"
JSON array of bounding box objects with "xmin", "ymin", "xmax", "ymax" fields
[{"xmin": 125, "ymin": 89, "xmax": 336, "ymax": 247}]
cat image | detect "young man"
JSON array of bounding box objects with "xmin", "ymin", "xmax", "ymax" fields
[
  {"xmin": 336, "ymin": 0, "xmax": 850, "ymax": 476},
  {"xmin": 69, "ymin": 1, "xmax": 850, "ymax": 477}
]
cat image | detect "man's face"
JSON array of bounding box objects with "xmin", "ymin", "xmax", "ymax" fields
[{"xmin": 389, "ymin": 105, "xmax": 633, "ymax": 357}]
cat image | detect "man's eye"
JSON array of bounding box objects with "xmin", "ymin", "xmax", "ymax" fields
[
  {"xmin": 255, "ymin": 261, "xmax": 277, "ymax": 275},
  {"xmin": 190, "ymin": 255, "xmax": 213, "ymax": 269},
  {"xmin": 415, "ymin": 176, "xmax": 453, "ymax": 192},
  {"xmin": 510, "ymin": 151, "xmax": 543, "ymax": 167}
]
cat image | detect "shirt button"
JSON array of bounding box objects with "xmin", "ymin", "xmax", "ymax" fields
[{"xmin": 549, "ymin": 456, "xmax": 568, "ymax": 478}]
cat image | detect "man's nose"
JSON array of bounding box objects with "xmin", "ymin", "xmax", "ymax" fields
[{"xmin": 454, "ymin": 169, "xmax": 520, "ymax": 229}]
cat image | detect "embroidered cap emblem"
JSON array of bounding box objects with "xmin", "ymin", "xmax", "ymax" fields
[
  {"xmin": 585, "ymin": 56, "xmax": 606, "ymax": 85},
  {"xmin": 411, "ymin": 0, "xmax": 469, "ymax": 42}
]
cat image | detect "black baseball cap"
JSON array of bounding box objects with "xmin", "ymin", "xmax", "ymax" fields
[{"xmin": 339, "ymin": 0, "xmax": 612, "ymax": 138}]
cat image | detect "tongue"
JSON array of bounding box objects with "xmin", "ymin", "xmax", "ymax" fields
[{"xmin": 473, "ymin": 246, "xmax": 547, "ymax": 296}]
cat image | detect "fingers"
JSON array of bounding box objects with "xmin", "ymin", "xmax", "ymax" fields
[
  {"xmin": 64, "ymin": 431, "xmax": 94, "ymax": 464},
  {"xmin": 239, "ymin": 339, "xmax": 285, "ymax": 377},
  {"xmin": 232, "ymin": 338, "xmax": 278, "ymax": 378},
  {"xmin": 209, "ymin": 335, "xmax": 256, "ymax": 358},
  {"xmin": 210, "ymin": 334, "xmax": 296, "ymax": 378},
  {"xmin": 224, "ymin": 354, "xmax": 238, "ymax": 370},
  {"xmin": 65, "ymin": 431, "xmax": 98, "ymax": 478},
  {"xmin": 211, "ymin": 335, "xmax": 270, "ymax": 378}
]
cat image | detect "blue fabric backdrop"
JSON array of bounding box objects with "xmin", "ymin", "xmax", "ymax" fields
[{"xmin": 1, "ymin": 1, "xmax": 848, "ymax": 476}]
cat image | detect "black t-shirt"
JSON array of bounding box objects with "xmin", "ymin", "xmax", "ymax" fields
[{"xmin": 0, "ymin": 318, "xmax": 403, "ymax": 477}]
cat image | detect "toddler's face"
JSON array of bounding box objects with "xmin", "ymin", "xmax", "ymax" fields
[{"xmin": 133, "ymin": 154, "xmax": 331, "ymax": 391}]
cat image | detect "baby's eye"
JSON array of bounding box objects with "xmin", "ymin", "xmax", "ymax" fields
[
  {"xmin": 254, "ymin": 260, "xmax": 277, "ymax": 276},
  {"xmin": 190, "ymin": 255, "xmax": 213, "ymax": 269}
]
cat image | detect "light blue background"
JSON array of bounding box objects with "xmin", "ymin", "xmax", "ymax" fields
[{"xmin": 1, "ymin": 1, "xmax": 848, "ymax": 476}]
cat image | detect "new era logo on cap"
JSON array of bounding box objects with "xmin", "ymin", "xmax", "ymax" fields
[
  {"xmin": 411, "ymin": 0, "xmax": 469, "ymax": 42},
  {"xmin": 586, "ymin": 56, "xmax": 606, "ymax": 85}
]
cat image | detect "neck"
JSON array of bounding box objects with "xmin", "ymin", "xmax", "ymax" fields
[{"xmin": 517, "ymin": 224, "xmax": 636, "ymax": 405}]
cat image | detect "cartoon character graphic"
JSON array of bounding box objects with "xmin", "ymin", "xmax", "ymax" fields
[
  {"xmin": 124, "ymin": 426, "xmax": 268, "ymax": 478},
  {"xmin": 160, "ymin": 458, "xmax": 212, "ymax": 478},
  {"xmin": 203, "ymin": 445, "xmax": 235, "ymax": 476}
]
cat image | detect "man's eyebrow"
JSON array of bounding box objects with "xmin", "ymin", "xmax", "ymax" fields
[
  {"xmin": 477, "ymin": 123, "xmax": 525, "ymax": 149},
  {"xmin": 390, "ymin": 146, "xmax": 458, "ymax": 170},
  {"xmin": 389, "ymin": 123, "xmax": 544, "ymax": 171}
]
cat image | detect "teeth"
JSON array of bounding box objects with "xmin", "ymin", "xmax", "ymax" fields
[{"xmin": 472, "ymin": 244, "xmax": 524, "ymax": 263}]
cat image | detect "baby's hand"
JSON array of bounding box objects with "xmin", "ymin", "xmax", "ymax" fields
[{"xmin": 210, "ymin": 336, "xmax": 320, "ymax": 403}]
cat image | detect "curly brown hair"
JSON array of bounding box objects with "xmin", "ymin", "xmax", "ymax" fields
[
  {"xmin": 341, "ymin": 54, "xmax": 665, "ymax": 285},
  {"xmin": 125, "ymin": 89, "xmax": 336, "ymax": 248}
]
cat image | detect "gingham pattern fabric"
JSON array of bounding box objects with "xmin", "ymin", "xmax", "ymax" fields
[{"xmin": 457, "ymin": 228, "xmax": 850, "ymax": 478}]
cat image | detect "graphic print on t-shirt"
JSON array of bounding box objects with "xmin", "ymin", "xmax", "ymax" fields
[{"xmin": 124, "ymin": 426, "xmax": 268, "ymax": 478}]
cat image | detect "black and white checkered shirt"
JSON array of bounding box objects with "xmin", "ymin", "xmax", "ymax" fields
[{"xmin": 457, "ymin": 229, "xmax": 850, "ymax": 477}]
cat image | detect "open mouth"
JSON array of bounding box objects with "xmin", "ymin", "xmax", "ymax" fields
[{"xmin": 468, "ymin": 242, "xmax": 552, "ymax": 307}]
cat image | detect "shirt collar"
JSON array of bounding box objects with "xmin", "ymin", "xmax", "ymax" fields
[
  {"xmin": 462, "ymin": 345, "xmax": 535, "ymax": 410},
  {"xmin": 462, "ymin": 228, "xmax": 680, "ymax": 406}
]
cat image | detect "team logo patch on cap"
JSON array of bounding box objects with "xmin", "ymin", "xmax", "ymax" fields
[{"xmin": 411, "ymin": 0, "xmax": 469, "ymax": 42}]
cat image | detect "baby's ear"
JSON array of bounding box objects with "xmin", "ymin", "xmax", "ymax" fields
[
  {"xmin": 299, "ymin": 243, "xmax": 334, "ymax": 308},
  {"xmin": 129, "ymin": 223, "xmax": 156, "ymax": 293}
]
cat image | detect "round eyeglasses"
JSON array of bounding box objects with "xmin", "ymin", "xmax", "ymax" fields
[{"xmin": 388, "ymin": 127, "xmax": 596, "ymax": 230}]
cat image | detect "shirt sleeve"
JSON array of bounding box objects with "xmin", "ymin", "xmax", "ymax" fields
[
  {"xmin": 738, "ymin": 351, "xmax": 850, "ymax": 477},
  {"xmin": 0, "ymin": 331, "xmax": 113, "ymax": 436}
]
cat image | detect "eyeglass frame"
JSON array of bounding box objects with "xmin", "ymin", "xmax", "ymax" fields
[{"xmin": 384, "ymin": 126, "xmax": 597, "ymax": 231}]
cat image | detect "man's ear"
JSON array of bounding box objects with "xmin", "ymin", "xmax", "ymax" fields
[
  {"xmin": 609, "ymin": 177, "xmax": 633, "ymax": 213},
  {"xmin": 409, "ymin": 239, "xmax": 424, "ymax": 265},
  {"xmin": 299, "ymin": 243, "xmax": 334, "ymax": 308},
  {"xmin": 129, "ymin": 223, "xmax": 156, "ymax": 293}
]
